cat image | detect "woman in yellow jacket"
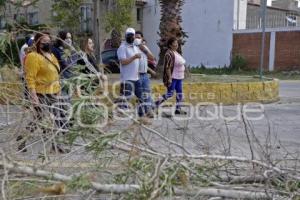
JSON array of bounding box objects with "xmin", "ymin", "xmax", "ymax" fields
[{"xmin": 17, "ymin": 32, "xmax": 68, "ymax": 153}]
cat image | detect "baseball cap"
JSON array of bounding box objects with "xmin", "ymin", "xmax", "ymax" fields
[
  {"xmin": 27, "ymin": 36, "xmax": 34, "ymax": 47},
  {"xmin": 125, "ymin": 28, "xmax": 135, "ymax": 35}
]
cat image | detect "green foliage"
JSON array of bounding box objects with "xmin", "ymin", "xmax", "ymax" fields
[
  {"xmin": 68, "ymin": 175, "xmax": 92, "ymax": 190},
  {"xmin": 189, "ymin": 65, "xmax": 235, "ymax": 75},
  {"xmin": 51, "ymin": 0, "xmax": 83, "ymax": 32},
  {"xmin": 231, "ymin": 55, "xmax": 248, "ymax": 71},
  {"xmin": 0, "ymin": 32, "xmax": 23, "ymax": 66},
  {"xmin": 0, "ymin": 0, "xmax": 5, "ymax": 7},
  {"xmin": 86, "ymin": 133, "xmax": 118, "ymax": 155},
  {"xmin": 104, "ymin": 0, "xmax": 135, "ymax": 34}
]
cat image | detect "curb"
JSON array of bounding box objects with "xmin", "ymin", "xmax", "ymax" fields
[{"xmin": 152, "ymin": 79, "xmax": 279, "ymax": 105}]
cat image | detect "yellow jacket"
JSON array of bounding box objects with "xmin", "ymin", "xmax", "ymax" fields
[{"xmin": 24, "ymin": 52, "xmax": 61, "ymax": 94}]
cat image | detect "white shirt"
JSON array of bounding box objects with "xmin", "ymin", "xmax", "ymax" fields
[
  {"xmin": 19, "ymin": 43, "xmax": 28, "ymax": 69},
  {"xmin": 138, "ymin": 46, "xmax": 150, "ymax": 73},
  {"xmin": 117, "ymin": 42, "xmax": 140, "ymax": 81},
  {"xmin": 172, "ymin": 51, "xmax": 186, "ymax": 80}
]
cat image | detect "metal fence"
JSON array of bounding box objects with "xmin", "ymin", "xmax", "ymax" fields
[{"xmin": 234, "ymin": 11, "xmax": 300, "ymax": 30}]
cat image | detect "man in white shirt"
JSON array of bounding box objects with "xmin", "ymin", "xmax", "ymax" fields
[
  {"xmin": 19, "ymin": 35, "xmax": 34, "ymax": 71},
  {"xmin": 117, "ymin": 28, "xmax": 146, "ymax": 119}
]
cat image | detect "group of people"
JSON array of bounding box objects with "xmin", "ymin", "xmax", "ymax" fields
[
  {"xmin": 117, "ymin": 28, "xmax": 187, "ymax": 122},
  {"xmin": 17, "ymin": 31, "xmax": 103, "ymax": 153},
  {"xmin": 16, "ymin": 27, "xmax": 187, "ymax": 153}
]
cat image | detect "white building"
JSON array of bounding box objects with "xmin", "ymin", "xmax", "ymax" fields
[
  {"xmin": 143, "ymin": 0, "xmax": 235, "ymax": 68},
  {"xmin": 234, "ymin": 0, "xmax": 248, "ymax": 30}
]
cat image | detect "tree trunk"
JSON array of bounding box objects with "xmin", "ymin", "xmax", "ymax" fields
[{"xmin": 157, "ymin": 0, "xmax": 187, "ymax": 76}]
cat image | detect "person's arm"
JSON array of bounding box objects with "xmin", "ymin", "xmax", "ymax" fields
[
  {"xmin": 24, "ymin": 53, "xmax": 40, "ymax": 104},
  {"xmin": 139, "ymin": 45, "xmax": 155, "ymax": 61},
  {"xmin": 147, "ymin": 67, "xmax": 157, "ymax": 77},
  {"xmin": 117, "ymin": 46, "xmax": 141, "ymax": 66},
  {"xmin": 164, "ymin": 53, "xmax": 173, "ymax": 87},
  {"xmin": 119, "ymin": 54, "xmax": 141, "ymax": 65}
]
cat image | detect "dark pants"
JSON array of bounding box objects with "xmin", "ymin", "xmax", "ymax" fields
[
  {"xmin": 119, "ymin": 80, "xmax": 144, "ymax": 117},
  {"xmin": 156, "ymin": 79, "xmax": 184, "ymax": 110},
  {"xmin": 26, "ymin": 93, "xmax": 69, "ymax": 133}
]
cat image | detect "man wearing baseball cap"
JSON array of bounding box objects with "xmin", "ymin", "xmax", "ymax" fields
[{"xmin": 117, "ymin": 28, "xmax": 149, "ymax": 123}]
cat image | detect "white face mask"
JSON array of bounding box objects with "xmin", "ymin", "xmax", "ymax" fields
[
  {"xmin": 65, "ymin": 38, "xmax": 72, "ymax": 46},
  {"xmin": 134, "ymin": 38, "xmax": 142, "ymax": 46}
]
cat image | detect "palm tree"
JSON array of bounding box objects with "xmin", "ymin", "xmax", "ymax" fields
[{"xmin": 157, "ymin": 0, "xmax": 187, "ymax": 73}]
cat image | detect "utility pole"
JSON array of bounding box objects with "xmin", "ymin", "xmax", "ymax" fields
[{"xmin": 259, "ymin": 0, "xmax": 267, "ymax": 80}]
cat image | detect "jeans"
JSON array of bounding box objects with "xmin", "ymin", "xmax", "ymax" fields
[
  {"xmin": 156, "ymin": 79, "xmax": 183, "ymax": 110},
  {"xmin": 119, "ymin": 80, "xmax": 144, "ymax": 117},
  {"xmin": 138, "ymin": 73, "xmax": 154, "ymax": 115}
]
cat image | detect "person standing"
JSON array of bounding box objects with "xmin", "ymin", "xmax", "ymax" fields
[
  {"xmin": 155, "ymin": 37, "xmax": 187, "ymax": 115},
  {"xmin": 78, "ymin": 37, "xmax": 108, "ymax": 95},
  {"xmin": 52, "ymin": 31, "xmax": 74, "ymax": 79},
  {"xmin": 19, "ymin": 34, "xmax": 34, "ymax": 71},
  {"xmin": 134, "ymin": 31, "xmax": 155, "ymax": 117},
  {"xmin": 17, "ymin": 32, "xmax": 68, "ymax": 153},
  {"xmin": 117, "ymin": 28, "xmax": 147, "ymax": 120}
]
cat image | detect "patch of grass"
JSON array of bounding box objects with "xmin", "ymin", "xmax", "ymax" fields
[{"xmin": 188, "ymin": 66, "xmax": 300, "ymax": 80}]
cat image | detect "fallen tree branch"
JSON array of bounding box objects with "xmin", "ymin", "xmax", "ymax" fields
[
  {"xmin": 0, "ymin": 160, "xmax": 279, "ymax": 199},
  {"xmin": 0, "ymin": 161, "xmax": 140, "ymax": 194},
  {"xmin": 170, "ymin": 154, "xmax": 300, "ymax": 181},
  {"xmin": 175, "ymin": 188, "xmax": 272, "ymax": 199}
]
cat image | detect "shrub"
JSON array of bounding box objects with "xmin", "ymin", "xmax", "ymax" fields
[{"xmin": 231, "ymin": 55, "xmax": 247, "ymax": 71}]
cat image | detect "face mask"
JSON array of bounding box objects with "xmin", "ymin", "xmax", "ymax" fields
[
  {"xmin": 134, "ymin": 38, "xmax": 142, "ymax": 46},
  {"xmin": 126, "ymin": 35, "xmax": 135, "ymax": 44},
  {"xmin": 40, "ymin": 43, "xmax": 51, "ymax": 52},
  {"xmin": 65, "ymin": 38, "xmax": 72, "ymax": 46}
]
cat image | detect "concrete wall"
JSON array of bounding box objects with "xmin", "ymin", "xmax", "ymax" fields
[{"xmin": 143, "ymin": 0, "xmax": 234, "ymax": 68}]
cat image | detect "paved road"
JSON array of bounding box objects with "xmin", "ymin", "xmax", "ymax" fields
[
  {"xmin": 0, "ymin": 80, "xmax": 299, "ymax": 163},
  {"xmin": 279, "ymin": 80, "xmax": 300, "ymax": 103}
]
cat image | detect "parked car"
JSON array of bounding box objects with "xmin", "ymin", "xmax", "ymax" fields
[
  {"xmin": 101, "ymin": 48, "xmax": 157, "ymax": 74},
  {"xmin": 101, "ymin": 49, "xmax": 120, "ymax": 73}
]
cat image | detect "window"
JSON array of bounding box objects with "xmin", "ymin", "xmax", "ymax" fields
[
  {"xmin": 80, "ymin": 5, "xmax": 92, "ymax": 33},
  {"xmin": 14, "ymin": 13, "xmax": 26, "ymax": 23},
  {"xmin": 0, "ymin": 16, "xmax": 6, "ymax": 29},
  {"xmin": 286, "ymin": 15, "xmax": 297, "ymax": 26},
  {"xmin": 137, "ymin": 7, "xmax": 142, "ymax": 22},
  {"xmin": 28, "ymin": 12, "xmax": 38, "ymax": 25}
]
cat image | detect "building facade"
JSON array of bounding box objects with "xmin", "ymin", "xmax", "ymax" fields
[
  {"xmin": 143, "ymin": 0, "xmax": 234, "ymax": 68},
  {"xmin": 0, "ymin": 0, "xmax": 146, "ymax": 46}
]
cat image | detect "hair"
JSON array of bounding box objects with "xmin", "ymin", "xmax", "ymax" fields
[
  {"xmin": 25, "ymin": 34, "xmax": 33, "ymax": 45},
  {"xmin": 167, "ymin": 37, "xmax": 177, "ymax": 49},
  {"xmin": 34, "ymin": 31, "xmax": 50, "ymax": 54},
  {"xmin": 135, "ymin": 31, "xmax": 143, "ymax": 38},
  {"xmin": 54, "ymin": 30, "xmax": 71, "ymax": 48},
  {"xmin": 81, "ymin": 37, "xmax": 93, "ymax": 53}
]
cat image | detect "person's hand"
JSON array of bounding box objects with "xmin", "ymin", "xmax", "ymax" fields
[
  {"xmin": 167, "ymin": 79, "xmax": 172, "ymax": 87},
  {"xmin": 139, "ymin": 45, "xmax": 146, "ymax": 52},
  {"xmin": 32, "ymin": 95, "xmax": 40, "ymax": 105},
  {"xmin": 134, "ymin": 53, "xmax": 142, "ymax": 59}
]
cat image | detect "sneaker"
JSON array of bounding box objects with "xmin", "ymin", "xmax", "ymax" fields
[{"xmin": 175, "ymin": 110, "xmax": 187, "ymax": 115}]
